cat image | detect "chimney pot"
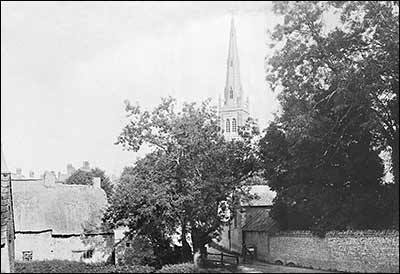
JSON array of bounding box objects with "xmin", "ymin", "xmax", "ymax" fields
[{"xmin": 44, "ymin": 171, "xmax": 56, "ymax": 187}]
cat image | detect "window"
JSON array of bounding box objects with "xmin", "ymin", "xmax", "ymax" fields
[
  {"xmin": 82, "ymin": 249, "xmax": 94, "ymax": 259},
  {"xmin": 22, "ymin": 251, "xmax": 33, "ymax": 262},
  {"xmin": 226, "ymin": 119, "xmax": 230, "ymax": 133},
  {"xmin": 232, "ymin": 118, "xmax": 237, "ymax": 132},
  {"xmin": 230, "ymin": 87, "xmax": 233, "ymax": 99}
]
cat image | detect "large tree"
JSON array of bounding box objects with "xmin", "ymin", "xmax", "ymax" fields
[
  {"xmin": 65, "ymin": 168, "xmax": 114, "ymax": 201},
  {"xmin": 106, "ymin": 97, "xmax": 259, "ymax": 261},
  {"xmin": 261, "ymin": 1, "xmax": 398, "ymax": 232}
]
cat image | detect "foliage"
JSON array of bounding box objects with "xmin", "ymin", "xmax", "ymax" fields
[
  {"xmin": 155, "ymin": 263, "xmax": 194, "ymax": 273},
  {"xmin": 65, "ymin": 169, "xmax": 92, "ymax": 185},
  {"xmin": 261, "ymin": 1, "xmax": 398, "ymax": 233},
  {"xmin": 15, "ymin": 260, "xmax": 155, "ymax": 273},
  {"xmin": 116, "ymin": 234, "xmax": 160, "ymax": 267},
  {"xmin": 106, "ymin": 97, "xmax": 260, "ymax": 262},
  {"xmin": 65, "ymin": 168, "xmax": 114, "ymax": 201},
  {"xmin": 96, "ymin": 264, "xmax": 155, "ymax": 273}
]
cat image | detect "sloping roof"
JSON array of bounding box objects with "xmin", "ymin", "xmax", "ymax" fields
[
  {"xmin": 1, "ymin": 144, "xmax": 9, "ymax": 173},
  {"xmin": 1, "ymin": 144, "xmax": 11, "ymax": 246},
  {"xmin": 241, "ymin": 185, "xmax": 276, "ymax": 207},
  {"xmin": 12, "ymin": 180, "xmax": 108, "ymax": 235},
  {"xmin": 242, "ymin": 207, "xmax": 279, "ymax": 232},
  {"xmin": 1, "ymin": 173, "xmax": 11, "ymax": 246}
]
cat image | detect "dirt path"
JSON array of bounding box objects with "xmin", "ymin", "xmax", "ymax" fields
[
  {"xmin": 206, "ymin": 244, "xmax": 335, "ymax": 273},
  {"xmin": 237, "ymin": 261, "xmax": 335, "ymax": 273}
]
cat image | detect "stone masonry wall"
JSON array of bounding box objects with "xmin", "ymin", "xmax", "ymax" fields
[
  {"xmin": 15, "ymin": 232, "xmax": 113, "ymax": 263},
  {"xmin": 268, "ymin": 230, "xmax": 399, "ymax": 273}
]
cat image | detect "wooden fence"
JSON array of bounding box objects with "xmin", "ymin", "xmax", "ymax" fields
[{"xmin": 205, "ymin": 252, "xmax": 239, "ymax": 267}]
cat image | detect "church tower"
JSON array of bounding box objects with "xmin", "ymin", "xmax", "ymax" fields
[{"xmin": 219, "ymin": 17, "xmax": 249, "ymax": 141}]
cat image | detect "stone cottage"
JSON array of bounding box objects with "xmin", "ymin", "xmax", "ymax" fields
[
  {"xmin": 1, "ymin": 145, "xmax": 15, "ymax": 273},
  {"xmin": 218, "ymin": 185, "xmax": 278, "ymax": 256},
  {"xmin": 11, "ymin": 173, "xmax": 113, "ymax": 263}
]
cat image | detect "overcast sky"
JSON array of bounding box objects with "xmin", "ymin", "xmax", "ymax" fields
[{"xmin": 1, "ymin": 1, "xmax": 282, "ymax": 176}]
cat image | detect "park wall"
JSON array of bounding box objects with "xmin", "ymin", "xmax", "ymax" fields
[{"xmin": 264, "ymin": 230, "xmax": 399, "ymax": 273}]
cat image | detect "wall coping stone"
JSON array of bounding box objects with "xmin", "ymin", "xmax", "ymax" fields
[{"xmin": 271, "ymin": 229, "xmax": 399, "ymax": 238}]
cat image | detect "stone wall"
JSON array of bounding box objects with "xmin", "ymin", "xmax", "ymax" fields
[
  {"xmin": 15, "ymin": 231, "xmax": 114, "ymax": 263},
  {"xmin": 15, "ymin": 231, "xmax": 53, "ymax": 261},
  {"xmin": 267, "ymin": 230, "xmax": 399, "ymax": 273}
]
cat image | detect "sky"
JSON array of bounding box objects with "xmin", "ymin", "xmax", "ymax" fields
[{"xmin": 1, "ymin": 1, "xmax": 282, "ymax": 177}]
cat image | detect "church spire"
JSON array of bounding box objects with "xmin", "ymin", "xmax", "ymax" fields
[
  {"xmin": 219, "ymin": 16, "xmax": 249, "ymax": 141},
  {"xmin": 224, "ymin": 16, "xmax": 243, "ymax": 107}
]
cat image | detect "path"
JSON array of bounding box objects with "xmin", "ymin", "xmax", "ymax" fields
[
  {"xmin": 237, "ymin": 261, "xmax": 335, "ymax": 273},
  {"xmin": 206, "ymin": 244, "xmax": 335, "ymax": 273}
]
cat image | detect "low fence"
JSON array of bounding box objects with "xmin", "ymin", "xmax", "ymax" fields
[{"xmin": 205, "ymin": 252, "xmax": 239, "ymax": 267}]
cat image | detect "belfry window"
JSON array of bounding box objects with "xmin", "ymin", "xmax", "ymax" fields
[
  {"xmin": 226, "ymin": 119, "xmax": 230, "ymax": 133},
  {"xmin": 232, "ymin": 118, "xmax": 237, "ymax": 132},
  {"xmin": 230, "ymin": 87, "xmax": 233, "ymax": 99}
]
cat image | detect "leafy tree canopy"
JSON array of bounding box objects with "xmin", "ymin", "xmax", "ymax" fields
[
  {"xmin": 105, "ymin": 97, "xmax": 260, "ymax": 261},
  {"xmin": 260, "ymin": 1, "xmax": 398, "ymax": 233},
  {"xmin": 65, "ymin": 168, "xmax": 114, "ymax": 201}
]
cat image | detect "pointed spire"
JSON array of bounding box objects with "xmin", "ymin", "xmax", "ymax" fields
[{"xmin": 224, "ymin": 15, "xmax": 243, "ymax": 107}]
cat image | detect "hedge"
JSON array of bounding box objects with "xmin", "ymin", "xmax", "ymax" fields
[
  {"xmin": 155, "ymin": 263, "xmax": 195, "ymax": 273},
  {"xmin": 15, "ymin": 261, "xmax": 155, "ymax": 273}
]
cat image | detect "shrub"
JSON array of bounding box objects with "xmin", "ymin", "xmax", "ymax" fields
[
  {"xmin": 16, "ymin": 260, "xmax": 90, "ymax": 273},
  {"xmin": 15, "ymin": 261, "xmax": 155, "ymax": 273},
  {"xmin": 155, "ymin": 263, "xmax": 194, "ymax": 273},
  {"xmin": 103, "ymin": 265, "xmax": 155, "ymax": 273}
]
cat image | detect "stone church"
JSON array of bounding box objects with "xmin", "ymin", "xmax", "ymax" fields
[{"xmin": 217, "ymin": 17, "xmax": 278, "ymax": 255}]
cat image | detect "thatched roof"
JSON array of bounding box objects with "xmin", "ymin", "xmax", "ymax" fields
[{"xmin": 12, "ymin": 180, "xmax": 108, "ymax": 235}]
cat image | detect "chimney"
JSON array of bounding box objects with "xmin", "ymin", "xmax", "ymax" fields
[
  {"xmin": 44, "ymin": 171, "xmax": 57, "ymax": 187},
  {"xmin": 92, "ymin": 177, "xmax": 101, "ymax": 188},
  {"xmin": 82, "ymin": 161, "xmax": 90, "ymax": 171},
  {"xmin": 67, "ymin": 164, "xmax": 73, "ymax": 175}
]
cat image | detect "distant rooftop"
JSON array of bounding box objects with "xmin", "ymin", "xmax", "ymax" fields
[{"xmin": 241, "ymin": 185, "xmax": 276, "ymax": 207}]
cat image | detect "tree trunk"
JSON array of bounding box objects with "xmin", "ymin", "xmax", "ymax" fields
[
  {"xmin": 191, "ymin": 230, "xmax": 208, "ymax": 268},
  {"xmin": 181, "ymin": 222, "xmax": 192, "ymax": 262},
  {"xmin": 391, "ymin": 133, "xmax": 399, "ymax": 229}
]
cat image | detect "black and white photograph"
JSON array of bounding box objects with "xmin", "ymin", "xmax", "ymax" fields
[{"xmin": 1, "ymin": 1, "xmax": 399, "ymax": 273}]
